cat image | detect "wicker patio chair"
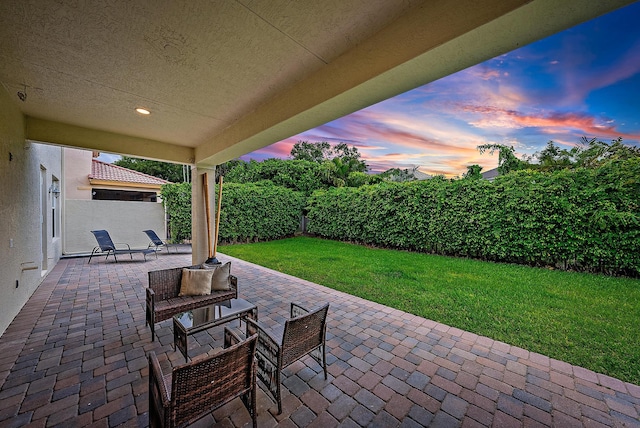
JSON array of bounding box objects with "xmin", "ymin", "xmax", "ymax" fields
[
  {"xmin": 148, "ymin": 329, "xmax": 258, "ymax": 428},
  {"xmin": 246, "ymin": 302, "xmax": 329, "ymax": 414}
]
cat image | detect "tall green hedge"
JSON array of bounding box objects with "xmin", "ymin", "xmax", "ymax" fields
[
  {"xmin": 218, "ymin": 182, "xmax": 305, "ymax": 243},
  {"xmin": 307, "ymin": 159, "xmax": 640, "ymax": 275},
  {"xmin": 160, "ymin": 182, "xmax": 192, "ymax": 242},
  {"xmin": 161, "ymin": 181, "xmax": 305, "ymax": 244}
]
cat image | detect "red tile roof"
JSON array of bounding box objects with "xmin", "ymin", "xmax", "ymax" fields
[{"xmin": 90, "ymin": 159, "xmax": 171, "ymax": 185}]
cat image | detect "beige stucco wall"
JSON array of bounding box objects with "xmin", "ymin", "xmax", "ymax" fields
[
  {"xmin": 0, "ymin": 88, "xmax": 63, "ymax": 337},
  {"xmin": 64, "ymin": 200, "xmax": 165, "ymax": 254},
  {"xmin": 62, "ymin": 146, "xmax": 167, "ymax": 254},
  {"xmin": 63, "ymin": 148, "xmax": 93, "ymax": 200}
]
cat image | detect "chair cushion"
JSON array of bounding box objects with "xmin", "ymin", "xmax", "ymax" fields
[
  {"xmin": 178, "ymin": 268, "xmax": 213, "ymax": 296},
  {"xmin": 201, "ymin": 262, "xmax": 232, "ymax": 291},
  {"xmin": 211, "ymin": 262, "xmax": 231, "ymax": 291}
]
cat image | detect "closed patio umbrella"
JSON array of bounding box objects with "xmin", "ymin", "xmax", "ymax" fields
[{"xmin": 203, "ymin": 173, "xmax": 223, "ymax": 266}]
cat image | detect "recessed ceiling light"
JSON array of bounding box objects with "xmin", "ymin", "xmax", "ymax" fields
[{"xmin": 135, "ymin": 107, "xmax": 151, "ymax": 115}]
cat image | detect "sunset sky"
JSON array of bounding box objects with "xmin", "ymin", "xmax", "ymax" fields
[{"xmin": 240, "ymin": 2, "xmax": 640, "ymax": 177}]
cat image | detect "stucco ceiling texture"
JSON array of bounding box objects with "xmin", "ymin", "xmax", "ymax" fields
[
  {"xmin": 0, "ymin": 0, "xmax": 634, "ymax": 167},
  {"xmin": 2, "ymin": 1, "xmax": 410, "ymax": 142}
]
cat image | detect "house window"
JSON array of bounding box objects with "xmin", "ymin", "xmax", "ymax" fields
[{"xmin": 92, "ymin": 189, "xmax": 157, "ymax": 202}]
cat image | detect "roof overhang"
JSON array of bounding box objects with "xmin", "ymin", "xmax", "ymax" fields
[
  {"xmin": 1, "ymin": 0, "xmax": 634, "ymax": 167},
  {"xmin": 88, "ymin": 179, "xmax": 164, "ymax": 192}
]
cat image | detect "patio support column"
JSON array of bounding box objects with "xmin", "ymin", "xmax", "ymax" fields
[{"xmin": 191, "ymin": 166, "xmax": 216, "ymax": 265}]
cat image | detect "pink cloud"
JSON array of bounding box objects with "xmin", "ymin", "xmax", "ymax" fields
[
  {"xmin": 248, "ymin": 140, "xmax": 293, "ymax": 158},
  {"xmin": 461, "ymin": 104, "xmax": 640, "ymax": 141},
  {"xmin": 349, "ymin": 110, "xmax": 479, "ymax": 153}
]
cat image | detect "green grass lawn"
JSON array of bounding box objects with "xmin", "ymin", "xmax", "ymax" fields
[{"xmin": 221, "ymin": 236, "xmax": 640, "ymax": 385}]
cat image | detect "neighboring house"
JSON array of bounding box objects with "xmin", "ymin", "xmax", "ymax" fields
[
  {"xmin": 90, "ymin": 157, "xmax": 167, "ymax": 202},
  {"xmin": 63, "ymin": 148, "xmax": 170, "ymax": 255},
  {"xmin": 481, "ymin": 167, "xmax": 500, "ymax": 181},
  {"xmin": 384, "ymin": 166, "xmax": 432, "ymax": 182},
  {"xmin": 412, "ymin": 168, "xmax": 432, "ymax": 181}
]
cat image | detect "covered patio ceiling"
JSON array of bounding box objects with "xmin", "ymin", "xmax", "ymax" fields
[{"xmin": 0, "ymin": 0, "xmax": 634, "ymax": 167}]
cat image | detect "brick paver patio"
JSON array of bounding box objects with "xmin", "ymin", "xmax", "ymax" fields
[{"xmin": 0, "ymin": 253, "xmax": 638, "ymax": 427}]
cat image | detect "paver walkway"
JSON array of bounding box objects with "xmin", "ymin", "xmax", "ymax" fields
[{"xmin": 0, "ymin": 253, "xmax": 638, "ymax": 427}]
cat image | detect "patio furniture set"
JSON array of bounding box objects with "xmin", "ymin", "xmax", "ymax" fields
[{"xmin": 145, "ymin": 263, "xmax": 330, "ymax": 427}]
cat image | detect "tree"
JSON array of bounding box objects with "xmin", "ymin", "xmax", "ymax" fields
[
  {"xmin": 533, "ymin": 141, "xmax": 578, "ymax": 171},
  {"xmin": 114, "ymin": 157, "xmax": 189, "ymax": 182},
  {"xmin": 378, "ymin": 167, "xmax": 423, "ymax": 182},
  {"xmin": 290, "ymin": 141, "xmax": 333, "ymax": 162},
  {"xmin": 463, "ymin": 164, "xmax": 483, "ymax": 180},
  {"xmin": 346, "ymin": 171, "xmax": 372, "ymax": 187},
  {"xmin": 478, "ymin": 144, "xmax": 529, "ymax": 175},
  {"xmin": 290, "ymin": 141, "xmax": 367, "ymax": 170},
  {"xmin": 527, "ymin": 137, "xmax": 640, "ymax": 171},
  {"xmin": 215, "ymin": 159, "xmax": 246, "ymax": 181},
  {"xmin": 321, "ymin": 156, "xmax": 369, "ymax": 187},
  {"xmin": 333, "ymin": 143, "xmax": 363, "ymax": 165},
  {"xmin": 288, "ymin": 141, "xmax": 368, "ymax": 187},
  {"xmin": 224, "ymin": 158, "xmax": 328, "ymax": 195},
  {"xmin": 574, "ymin": 137, "xmax": 640, "ymax": 168}
]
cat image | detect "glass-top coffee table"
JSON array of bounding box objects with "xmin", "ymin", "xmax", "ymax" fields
[{"xmin": 173, "ymin": 298, "xmax": 258, "ymax": 362}]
